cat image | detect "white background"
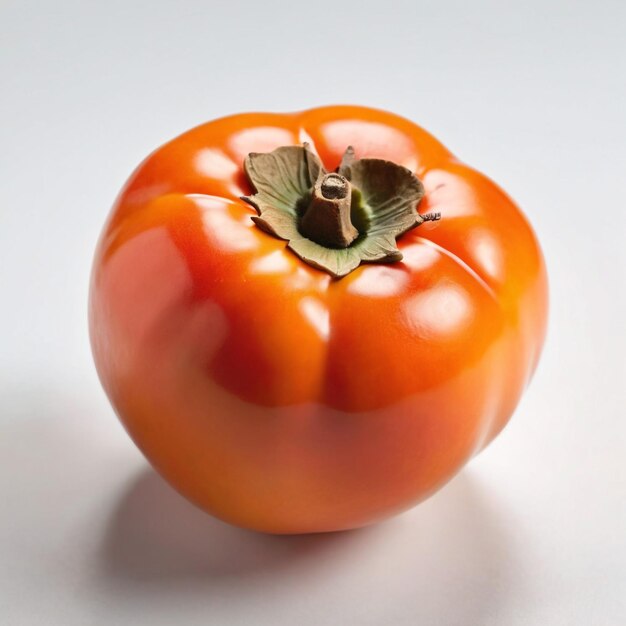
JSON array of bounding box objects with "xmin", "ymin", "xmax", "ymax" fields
[{"xmin": 1, "ymin": 1, "xmax": 625, "ymax": 624}]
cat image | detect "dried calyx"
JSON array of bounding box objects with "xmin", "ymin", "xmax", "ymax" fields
[{"xmin": 241, "ymin": 143, "xmax": 440, "ymax": 278}]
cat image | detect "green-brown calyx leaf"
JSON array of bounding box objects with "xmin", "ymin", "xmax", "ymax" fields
[{"xmin": 241, "ymin": 144, "xmax": 440, "ymax": 278}]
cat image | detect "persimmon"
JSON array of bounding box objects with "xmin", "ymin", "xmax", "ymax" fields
[{"xmin": 90, "ymin": 106, "xmax": 548, "ymax": 533}]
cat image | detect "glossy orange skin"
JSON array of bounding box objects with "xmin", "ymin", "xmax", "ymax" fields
[{"xmin": 90, "ymin": 106, "xmax": 548, "ymax": 534}]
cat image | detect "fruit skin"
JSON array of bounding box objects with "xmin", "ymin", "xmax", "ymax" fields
[{"xmin": 89, "ymin": 105, "xmax": 548, "ymax": 534}]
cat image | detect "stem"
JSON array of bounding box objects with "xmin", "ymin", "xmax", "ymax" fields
[{"xmin": 299, "ymin": 173, "xmax": 359, "ymax": 248}]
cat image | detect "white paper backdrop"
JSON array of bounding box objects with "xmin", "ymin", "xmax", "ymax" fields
[{"xmin": 1, "ymin": 1, "xmax": 625, "ymax": 624}]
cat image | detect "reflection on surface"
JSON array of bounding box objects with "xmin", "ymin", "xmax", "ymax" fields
[
  {"xmin": 194, "ymin": 148, "xmax": 238, "ymax": 179},
  {"xmin": 249, "ymin": 250, "xmax": 292, "ymax": 275},
  {"xmin": 403, "ymin": 283, "xmax": 473, "ymax": 337},
  {"xmin": 469, "ymin": 228, "xmax": 503, "ymax": 283},
  {"xmin": 346, "ymin": 265, "xmax": 409, "ymax": 298},
  {"xmin": 200, "ymin": 200, "xmax": 257, "ymax": 253},
  {"xmin": 298, "ymin": 296, "xmax": 329, "ymax": 341},
  {"xmin": 228, "ymin": 127, "xmax": 296, "ymax": 164},
  {"xmin": 317, "ymin": 120, "xmax": 418, "ymax": 171}
]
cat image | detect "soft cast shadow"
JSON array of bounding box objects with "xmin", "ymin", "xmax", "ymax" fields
[
  {"xmin": 100, "ymin": 467, "xmax": 372, "ymax": 581},
  {"xmin": 99, "ymin": 466, "xmax": 516, "ymax": 624}
]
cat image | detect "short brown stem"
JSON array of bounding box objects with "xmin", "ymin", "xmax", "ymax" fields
[{"xmin": 299, "ymin": 173, "xmax": 359, "ymax": 248}]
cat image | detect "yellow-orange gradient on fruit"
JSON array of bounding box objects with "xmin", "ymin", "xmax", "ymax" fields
[{"xmin": 90, "ymin": 106, "xmax": 548, "ymax": 533}]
